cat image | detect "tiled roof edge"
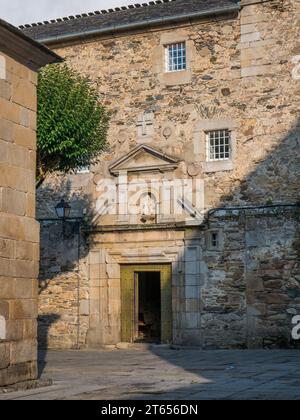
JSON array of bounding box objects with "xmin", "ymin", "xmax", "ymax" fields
[{"xmin": 19, "ymin": 0, "xmax": 176, "ymax": 29}]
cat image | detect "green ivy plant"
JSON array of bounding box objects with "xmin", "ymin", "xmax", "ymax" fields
[{"xmin": 37, "ymin": 64, "xmax": 110, "ymax": 187}]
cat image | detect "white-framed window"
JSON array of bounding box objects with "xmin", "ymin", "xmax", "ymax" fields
[
  {"xmin": 165, "ymin": 42, "xmax": 187, "ymax": 72},
  {"xmin": 206, "ymin": 129, "xmax": 231, "ymax": 162}
]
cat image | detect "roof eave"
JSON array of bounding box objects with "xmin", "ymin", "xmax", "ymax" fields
[
  {"xmin": 0, "ymin": 18, "xmax": 63, "ymax": 71},
  {"xmin": 35, "ymin": 4, "xmax": 241, "ymax": 46}
]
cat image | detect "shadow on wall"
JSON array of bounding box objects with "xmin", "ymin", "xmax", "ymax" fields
[
  {"xmin": 38, "ymin": 314, "xmax": 61, "ymax": 377},
  {"xmin": 183, "ymin": 118, "xmax": 300, "ymax": 350},
  {"xmin": 38, "ymin": 177, "xmax": 97, "ymax": 289},
  {"xmin": 37, "ymin": 178, "xmax": 97, "ymax": 353},
  {"xmin": 222, "ymin": 119, "xmax": 300, "ymax": 206},
  {"xmin": 37, "ymin": 176, "xmax": 93, "ymax": 220}
]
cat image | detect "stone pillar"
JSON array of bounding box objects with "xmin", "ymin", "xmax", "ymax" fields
[
  {"xmin": 181, "ymin": 237, "xmax": 202, "ymax": 346},
  {"xmin": 86, "ymin": 245, "xmax": 121, "ymax": 347},
  {"xmin": 86, "ymin": 249, "xmax": 107, "ymax": 346},
  {"xmin": 0, "ymin": 52, "xmax": 39, "ymax": 386}
]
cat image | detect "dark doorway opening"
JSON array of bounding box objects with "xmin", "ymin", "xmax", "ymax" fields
[{"xmin": 136, "ymin": 272, "xmax": 161, "ymax": 343}]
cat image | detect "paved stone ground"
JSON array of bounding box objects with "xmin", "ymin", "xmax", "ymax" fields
[{"xmin": 1, "ymin": 348, "xmax": 300, "ymax": 400}]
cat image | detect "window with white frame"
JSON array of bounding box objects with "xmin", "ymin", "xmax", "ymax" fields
[
  {"xmin": 165, "ymin": 42, "xmax": 186, "ymax": 72},
  {"xmin": 207, "ymin": 129, "xmax": 231, "ymax": 161}
]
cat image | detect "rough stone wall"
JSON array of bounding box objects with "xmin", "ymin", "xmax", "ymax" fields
[
  {"xmin": 0, "ymin": 52, "xmax": 39, "ymax": 385},
  {"xmin": 36, "ymin": 0, "xmax": 300, "ymax": 218},
  {"xmin": 36, "ymin": 0, "xmax": 300, "ymax": 349},
  {"xmin": 201, "ymin": 214, "xmax": 248, "ymax": 349},
  {"xmin": 37, "ymin": 173, "xmax": 91, "ymax": 349},
  {"xmin": 38, "ymin": 221, "xmax": 89, "ymax": 349},
  {"xmin": 47, "ymin": 0, "xmax": 300, "ymax": 210},
  {"xmin": 237, "ymin": 0, "xmax": 300, "ymax": 205},
  {"xmin": 245, "ymin": 209, "xmax": 300, "ymax": 348},
  {"xmin": 37, "ymin": 172, "xmax": 93, "ymax": 220},
  {"xmin": 202, "ymin": 207, "xmax": 300, "ymax": 349}
]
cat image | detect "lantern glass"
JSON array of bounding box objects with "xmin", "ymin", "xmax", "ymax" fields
[
  {"xmin": 64, "ymin": 204, "xmax": 71, "ymax": 219},
  {"xmin": 55, "ymin": 200, "xmax": 71, "ymax": 219}
]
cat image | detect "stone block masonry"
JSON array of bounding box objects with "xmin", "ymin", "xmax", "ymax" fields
[
  {"xmin": 0, "ymin": 52, "xmax": 40, "ymax": 386},
  {"xmin": 0, "ymin": 20, "xmax": 61, "ymax": 386}
]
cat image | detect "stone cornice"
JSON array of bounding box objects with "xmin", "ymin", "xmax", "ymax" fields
[{"xmin": 109, "ymin": 144, "xmax": 180, "ymax": 176}]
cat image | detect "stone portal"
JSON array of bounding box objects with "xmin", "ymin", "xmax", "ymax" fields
[{"xmin": 121, "ymin": 265, "xmax": 172, "ymax": 344}]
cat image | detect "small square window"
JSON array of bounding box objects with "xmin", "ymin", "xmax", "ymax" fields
[
  {"xmin": 211, "ymin": 233, "xmax": 219, "ymax": 248},
  {"xmin": 165, "ymin": 42, "xmax": 187, "ymax": 72},
  {"xmin": 207, "ymin": 129, "xmax": 231, "ymax": 162},
  {"xmin": 206, "ymin": 231, "xmax": 222, "ymax": 251}
]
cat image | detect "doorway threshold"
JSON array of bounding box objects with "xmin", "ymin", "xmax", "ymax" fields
[{"xmin": 115, "ymin": 342, "xmax": 174, "ymax": 351}]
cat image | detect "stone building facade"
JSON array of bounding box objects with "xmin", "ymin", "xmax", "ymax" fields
[
  {"xmin": 0, "ymin": 19, "xmax": 61, "ymax": 386},
  {"xmin": 23, "ymin": 0, "xmax": 300, "ymax": 349}
]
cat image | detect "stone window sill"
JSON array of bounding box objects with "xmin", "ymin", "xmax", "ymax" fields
[
  {"xmin": 202, "ymin": 160, "xmax": 234, "ymax": 173},
  {"xmin": 158, "ymin": 69, "xmax": 192, "ymax": 86}
]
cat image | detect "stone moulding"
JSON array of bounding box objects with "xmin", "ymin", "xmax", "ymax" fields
[
  {"xmin": 209, "ymin": 204, "xmax": 300, "ymax": 219},
  {"xmin": 109, "ymin": 143, "xmax": 180, "ymax": 176}
]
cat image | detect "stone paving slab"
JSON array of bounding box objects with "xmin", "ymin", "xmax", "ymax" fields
[{"xmin": 0, "ymin": 348, "xmax": 300, "ymax": 400}]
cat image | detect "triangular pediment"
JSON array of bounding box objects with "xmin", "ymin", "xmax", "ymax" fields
[{"xmin": 109, "ymin": 144, "xmax": 180, "ymax": 175}]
